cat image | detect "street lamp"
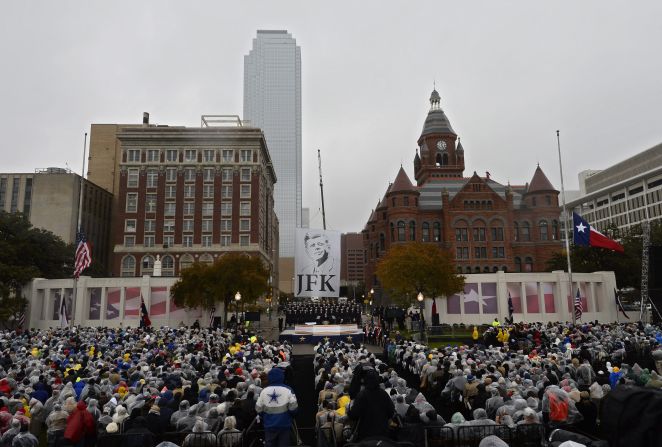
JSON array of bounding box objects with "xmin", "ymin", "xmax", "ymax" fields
[
  {"xmin": 417, "ymin": 292, "xmax": 424, "ymax": 342},
  {"xmin": 234, "ymin": 291, "xmax": 241, "ymax": 327}
]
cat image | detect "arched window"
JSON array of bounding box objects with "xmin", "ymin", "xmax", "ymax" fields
[
  {"xmin": 501, "ymin": 265, "xmax": 508, "ymax": 273},
  {"xmin": 161, "ymin": 255, "xmax": 175, "ymax": 277},
  {"xmin": 466, "ymin": 266, "xmax": 472, "ymax": 274},
  {"xmin": 514, "ymin": 257, "xmax": 522, "ymax": 272},
  {"xmin": 521, "ymin": 222, "xmax": 531, "ymax": 241},
  {"xmin": 422, "ymin": 222, "xmax": 430, "ymax": 242},
  {"xmin": 397, "ymin": 221, "xmax": 406, "ymax": 242},
  {"xmin": 409, "ymin": 221, "xmax": 416, "ymax": 241},
  {"xmin": 551, "ymin": 220, "xmax": 559, "ymax": 240},
  {"xmin": 524, "ymin": 257, "xmax": 533, "ymax": 272},
  {"xmin": 180, "ymin": 254, "xmax": 194, "ymax": 272},
  {"xmin": 379, "ymin": 233, "xmax": 385, "ymax": 251},
  {"xmin": 514, "ymin": 222, "xmax": 520, "ymax": 241},
  {"xmin": 390, "ymin": 223, "xmax": 395, "ymax": 242},
  {"xmin": 433, "ymin": 222, "xmax": 441, "ymax": 242},
  {"xmin": 121, "ymin": 255, "xmax": 136, "ymax": 277},
  {"xmin": 492, "ymin": 266, "xmax": 499, "ymax": 273},
  {"xmin": 436, "ymin": 153, "xmax": 443, "ymax": 167},
  {"xmin": 483, "ymin": 266, "xmax": 490, "ymax": 273},
  {"xmin": 539, "ymin": 221, "xmax": 548, "ymax": 241},
  {"xmin": 475, "ymin": 266, "xmax": 481, "ymax": 273},
  {"xmin": 199, "ymin": 253, "xmax": 214, "ymax": 265},
  {"xmin": 457, "ymin": 266, "xmax": 463, "ymax": 273},
  {"xmin": 141, "ymin": 255, "xmax": 155, "ymax": 276}
]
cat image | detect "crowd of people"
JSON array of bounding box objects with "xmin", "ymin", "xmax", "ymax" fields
[{"xmin": 282, "ymin": 302, "xmax": 362, "ymax": 327}]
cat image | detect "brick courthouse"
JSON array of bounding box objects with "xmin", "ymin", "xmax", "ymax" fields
[{"xmin": 363, "ymin": 90, "xmax": 562, "ymax": 293}]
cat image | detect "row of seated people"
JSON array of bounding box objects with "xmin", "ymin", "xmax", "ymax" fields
[{"xmin": 284, "ymin": 303, "xmax": 362, "ymax": 326}]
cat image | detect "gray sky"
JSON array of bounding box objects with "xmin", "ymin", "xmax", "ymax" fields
[{"xmin": 2, "ymin": 1, "xmax": 661, "ymax": 234}]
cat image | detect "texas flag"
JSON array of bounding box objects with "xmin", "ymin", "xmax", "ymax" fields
[{"xmin": 573, "ymin": 212, "xmax": 624, "ymax": 253}]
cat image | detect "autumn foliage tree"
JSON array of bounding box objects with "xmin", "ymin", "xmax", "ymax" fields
[
  {"xmin": 376, "ymin": 242, "xmax": 464, "ymax": 305},
  {"xmin": 170, "ymin": 253, "xmax": 269, "ymax": 323}
]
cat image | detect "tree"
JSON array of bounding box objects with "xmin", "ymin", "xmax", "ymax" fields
[
  {"xmin": 0, "ymin": 211, "xmax": 72, "ymax": 328},
  {"xmin": 170, "ymin": 253, "xmax": 270, "ymax": 324},
  {"xmin": 376, "ymin": 242, "xmax": 465, "ymax": 306}
]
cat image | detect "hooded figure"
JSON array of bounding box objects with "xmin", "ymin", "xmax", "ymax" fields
[
  {"xmin": 347, "ymin": 368, "xmax": 395, "ymax": 441},
  {"xmin": 170, "ymin": 400, "xmax": 190, "ymax": 427},
  {"xmin": 255, "ymin": 367, "xmax": 298, "ymax": 446}
]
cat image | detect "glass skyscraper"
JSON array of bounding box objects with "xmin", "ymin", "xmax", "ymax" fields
[{"xmin": 244, "ymin": 30, "xmax": 302, "ymax": 257}]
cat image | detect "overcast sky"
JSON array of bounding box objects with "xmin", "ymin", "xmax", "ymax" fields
[{"xmin": 2, "ymin": 1, "xmax": 661, "ymax": 234}]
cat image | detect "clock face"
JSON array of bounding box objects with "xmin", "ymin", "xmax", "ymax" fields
[{"xmin": 437, "ymin": 140, "xmax": 447, "ymax": 151}]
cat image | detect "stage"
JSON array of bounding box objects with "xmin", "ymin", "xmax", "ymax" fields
[{"xmin": 279, "ymin": 324, "xmax": 364, "ymax": 344}]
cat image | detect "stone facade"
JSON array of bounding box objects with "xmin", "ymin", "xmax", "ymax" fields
[{"xmin": 362, "ymin": 90, "xmax": 563, "ymax": 297}]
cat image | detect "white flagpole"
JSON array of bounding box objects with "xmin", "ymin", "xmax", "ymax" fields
[
  {"xmin": 556, "ymin": 130, "xmax": 575, "ymax": 325},
  {"xmin": 71, "ymin": 132, "xmax": 88, "ymax": 328}
]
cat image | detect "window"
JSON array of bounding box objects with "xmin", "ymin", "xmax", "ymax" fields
[
  {"xmin": 240, "ymin": 150, "xmax": 252, "ymax": 162},
  {"xmin": 240, "ymin": 184, "xmax": 251, "ymax": 198},
  {"xmin": 166, "ymin": 149, "xmax": 178, "ymax": 162},
  {"xmin": 145, "ymin": 194, "xmax": 157, "ymax": 213},
  {"xmin": 514, "ymin": 222, "xmax": 519, "ymax": 241},
  {"xmin": 521, "ymin": 222, "xmax": 530, "ymax": 241},
  {"xmin": 202, "ymin": 219, "xmax": 212, "ymax": 232},
  {"xmin": 240, "ymin": 219, "xmax": 251, "ymax": 232},
  {"xmin": 126, "ymin": 193, "xmax": 138, "ymax": 213},
  {"xmin": 144, "ymin": 235, "xmax": 155, "ymax": 247},
  {"xmin": 240, "ymin": 202, "xmax": 251, "ymax": 216},
  {"xmin": 532, "ymin": 197, "xmax": 537, "ymax": 207},
  {"xmin": 166, "ymin": 168, "xmax": 177, "ymax": 182},
  {"xmin": 392, "ymin": 198, "xmax": 397, "ymax": 207},
  {"xmin": 147, "ymin": 149, "xmax": 160, "ymax": 162},
  {"xmin": 127, "ymin": 168, "xmax": 139, "ymax": 188},
  {"xmin": 22, "ymin": 178, "xmax": 31, "ymax": 217},
  {"xmin": 221, "ymin": 235, "xmax": 231, "ymax": 246},
  {"xmin": 183, "ymin": 202, "xmax": 194, "ymax": 215},
  {"xmin": 539, "ymin": 221, "xmax": 548, "ymax": 240},
  {"xmin": 404, "ymin": 196, "xmax": 409, "ymax": 206},
  {"xmin": 455, "ymin": 228, "xmax": 468, "ymax": 242},
  {"xmin": 163, "ymin": 235, "xmax": 174, "ymax": 248},
  {"xmin": 551, "ymin": 220, "xmax": 559, "ymax": 240},
  {"xmin": 222, "ymin": 185, "xmax": 233, "ymax": 199},
  {"xmin": 202, "ymin": 235, "xmax": 212, "ymax": 247},
  {"xmin": 203, "ymin": 184, "xmax": 214, "ymax": 199},
  {"xmin": 492, "ymin": 247, "xmax": 505, "ymax": 258},
  {"xmin": 221, "ymin": 202, "xmax": 232, "ymax": 216},
  {"xmin": 182, "ymin": 235, "xmax": 193, "ymax": 247},
  {"xmin": 141, "ymin": 255, "xmax": 155, "ymax": 275},
  {"xmin": 161, "ymin": 255, "xmax": 174, "ymax": 276},
  {"xmin": 546, "ymin": 195, "xmax": 552, "ymax": 206},
  {"xmin": 222, "ymin": 168, "xmax": 233, "ymax": 181},
  {"xmin": 397, "ymin": 221, "xmax": 405, "ymax": 241},
  {"xmin": 379, "ymin": 233, "xmax": 385, "ymax": 251},
  {"xmin": 422, "ymin": 222, "xmax": 430, "ymax": 242},
  {"xmin": 473, "ymin": 227, "xmax": 486, "ymax": 241},
  {"xmin": 491, "ymin": 227, "xmax": 504, "ymax": 241},
  {"xmin": 127, "ymin": 150, "xmax": 140, "ymax": 162},
  {"xmin": 390, "ymin": 222, "xmax": 394, "ymax": 241},
  {"xmin": 184, "ymin": 168, "xmax": 195, "ymax": 182},
  {"xmin": 433, "ymin": 222, "xmax": 441, "ymax": 241},
  {"xmin": 221, "ymin": 219, "xmax": 232, "ymax": 232},
  {"xmin": 456, "ymin": 247, "xmax": 469, "ymax": 259},
  {"xmin": 203, "ymin": 168, "xmax": 214, "ymax": 182},
  {"xmin": 524, "ymin": 257, "xmax": 533, "ymax": 272},
  {"xmin": 125, "ymin": 219, "xmax": 137, "ymax": 233},
  {"xmin": 203, "ymin": 149, "xmax": 215, "ymax": 162},
  {"xmin": 409, "ymin": 221, "xmax": 416, "ymax": 241},
  {"xmin": 164, "ymin": 202, "xmax": 176, "ymax": 216},
  {"xmin": 144, "ymin": 219, "xmax": 156, "ymax": 233},
  {"xmin": 474, "ymin": 247, "xmax": 486, "ymax": 259},
  {"xmin": 222, "ymin": 150, "xmax": 233, "ymax": 162},
  {"xmin": 184, "ymin": 149, "xmax": 197, "ymax": 162},
  {"xmin": 202, "ymin": 202, "xmax": 214, "ymax": 216},
  {"xmin": 184, "ymin": 185, "xmax": 195, "ymax": 198},
  {"xmin": 241, "ymin": 168, "xmax": 251, "ymax": 182},
  {"xmin": 121, "ymin": 256, "xmax": 136, "ymax": 277},
  {"xmin": 240, "ymin": 235, "xmax": 250, "ymax": 246},
  {"xmin": 124, "ymin": 235, "xmax": 135, "ymax": 247},
  {"xmin": 164, "ymin": 185, "xmax": 176, "ymax": 199},
  {"xmin": 180, "ymin": 254, "xmax": 194, "ymax": 271},
  {"xmin": 163, "ymin": 220, "xmax": 175, "ymax": 233},
  {"xmin": 183, "ymin": 219, "xmax": 194, "ymax": 232}
]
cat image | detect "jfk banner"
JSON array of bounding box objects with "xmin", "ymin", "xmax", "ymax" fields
[{"xmin": 295, "ymin": 228, "xmax": 341, "ymax": 297}]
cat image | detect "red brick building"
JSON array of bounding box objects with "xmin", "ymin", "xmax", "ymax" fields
[
  {"xmin": 362, "ymin": 90, "xmax": 562, "ymax": 293},
  {"xmin": 109, "ymin": 123, "xmax": 278, "ymax": 280}
]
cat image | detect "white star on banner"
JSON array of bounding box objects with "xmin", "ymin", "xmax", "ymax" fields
[{"xmin": 576, "ymin": 222, "xmax": 587, "ymax": 233}]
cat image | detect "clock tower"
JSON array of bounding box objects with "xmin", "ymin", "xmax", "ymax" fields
[{"xmin": 414, "ymin": 89, "xmax": 465, "ymax": 185}]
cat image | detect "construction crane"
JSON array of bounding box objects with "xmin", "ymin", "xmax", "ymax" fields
[{"xmin": 318, "ymin": 149, "xmax": 327, "ymax": 230}]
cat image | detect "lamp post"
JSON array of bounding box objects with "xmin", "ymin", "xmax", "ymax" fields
[
  {"xmin": 417, "ymin": 292, "xmax": 424, "ymax": 342},
  {"xmin": 234, "ymin": 291, "xmax": 241, "ymax": 327}
]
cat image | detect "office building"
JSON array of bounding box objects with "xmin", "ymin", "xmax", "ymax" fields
[{"xmin": 244, "ymin": 30, "xmax": 302, "ymax": 260}]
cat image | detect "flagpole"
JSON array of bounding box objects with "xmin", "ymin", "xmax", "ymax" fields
[
  {"xmin": 556, "ymin": 130, "xmax": 575, "ymax": 325},
  {"xmin": 71, "ymin": 132, "xmax": 88, "ymax": 328}
]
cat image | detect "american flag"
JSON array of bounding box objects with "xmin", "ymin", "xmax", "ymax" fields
[
  {"xmin": 16, "ymin": 312, "xmax": 25, "ymax": 329},
  {"xmin": 574, "ymin": 289, "xmax": 583, "ymax": 321},
  {"xmin": 73, "ymin": 231, "xmax": 92, "ymax": 279}
]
